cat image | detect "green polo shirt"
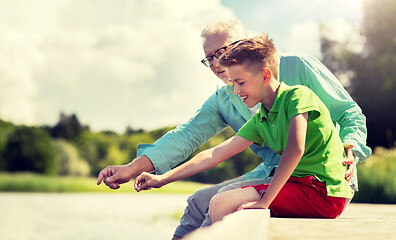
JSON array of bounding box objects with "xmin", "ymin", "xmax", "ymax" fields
[{"xmin": 237, "ymin": 82, "xmax": 352, "ymax": 198}]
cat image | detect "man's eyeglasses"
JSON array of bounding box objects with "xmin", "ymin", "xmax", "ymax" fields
[{"xmin": 201, "ymin": 40, "xmax": 242, "ymax": 67}]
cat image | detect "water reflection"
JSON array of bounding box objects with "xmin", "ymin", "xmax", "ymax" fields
[{"xmin": 0, "ymin": 193, "xmax": 189, "ymax": 240}]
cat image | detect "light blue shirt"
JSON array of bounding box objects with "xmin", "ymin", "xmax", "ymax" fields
[{"xmin": 137, "ymin": 53, "xmax": 372, "ymax": 189}]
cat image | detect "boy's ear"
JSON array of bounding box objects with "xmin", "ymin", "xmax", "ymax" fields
[{"xmin": 262, "ymin": 68, "xmax": 271, "ymax": 82}]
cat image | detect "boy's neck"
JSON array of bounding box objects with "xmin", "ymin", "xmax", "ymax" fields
[{"xmin": 261, "ymin": 81, "xmax": 280, "ymax": 111}]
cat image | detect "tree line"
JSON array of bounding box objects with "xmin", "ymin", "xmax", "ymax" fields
[{"xmin": 0, "ymin": 114, "xmax": 262, "ymax": 183}]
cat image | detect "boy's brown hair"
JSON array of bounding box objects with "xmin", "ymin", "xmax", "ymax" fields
[{"xmin": 219, "ymin": 33, "xmax": 280, "ymax": 79}]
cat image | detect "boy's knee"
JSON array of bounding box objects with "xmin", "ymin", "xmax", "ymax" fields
[{"xmin": 208, "ymin": 193, "xmax": 228, "ymax": 222}]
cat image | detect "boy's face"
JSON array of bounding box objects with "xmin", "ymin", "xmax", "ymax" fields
[{"xmin": 227, "ymin": 64, "xmax": 267, "ymax": 108}]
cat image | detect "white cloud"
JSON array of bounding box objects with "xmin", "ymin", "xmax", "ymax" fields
[
  {"xmin": 283, "ymin": 18, "xmax": 363, "ymax": 59},
  {"xmin": 284, "ymin": 21, "xmax": 321, "ymax": 57},
  {"xmin": 0, "ymin": 0, "xmax": 236, "ymax": 132}
]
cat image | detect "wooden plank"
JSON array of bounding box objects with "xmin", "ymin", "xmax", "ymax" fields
[{"xmin": 184, "ymin": 209, "xmax": 270, "ymax": 240}]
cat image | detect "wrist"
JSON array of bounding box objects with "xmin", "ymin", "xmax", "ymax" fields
[
  {"xmin": 255, "ymin": 199, "xmax": 270, "ymax": 209},
  {"xmin": 159, "ymin": 172, "xmax": 171, "ymax": 186},
  {"xmin": 127, "ymin": 155, "xmax": 155, "ymax": 178}
]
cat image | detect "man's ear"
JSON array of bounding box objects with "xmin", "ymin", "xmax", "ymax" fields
[{"xmin": 262, "ymin": 68, "xmax": 272, "ymax": 82}]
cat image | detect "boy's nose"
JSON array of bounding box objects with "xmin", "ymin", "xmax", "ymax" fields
[{"xmin": 234, "ymin": 85, "xmax": 240, "ymax": 94}]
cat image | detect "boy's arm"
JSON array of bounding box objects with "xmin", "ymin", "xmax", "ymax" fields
[
  {"xmin": 134, "ymin": 136, "xmax": 253, "ymax": 191},
  {"xmin": 239, "ymin": 113, "xmax": 308, "ymax": 209}
]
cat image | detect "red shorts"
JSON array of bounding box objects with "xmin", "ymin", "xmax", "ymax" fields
[{"xmin": 242, "ymin": 176, "xmax": 345, "ymax": 218}]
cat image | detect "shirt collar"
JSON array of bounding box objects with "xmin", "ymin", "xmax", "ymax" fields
[{"xmin": 259, "ymin": 82, "xmax": 288, "ymax": 121}]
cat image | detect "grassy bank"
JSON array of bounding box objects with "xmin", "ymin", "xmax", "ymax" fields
[{"xmin": 0, "ymin": 172, "xmax": 210, "ymax": 194}]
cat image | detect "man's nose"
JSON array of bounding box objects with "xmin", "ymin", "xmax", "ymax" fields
[{"xmin": 212, "ymin": 56, "xmax": 220, "ymax": 67}]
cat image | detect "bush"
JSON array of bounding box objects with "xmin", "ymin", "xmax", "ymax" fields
[
  {"xmin": 354, "ymin": 147, "xmax": 396, "ymax": 203},
  {"xmin": 2, "ymin": 126, "xmax": 57, "ymax": 175},
  {"xmin": 53, "ymin": 139, "xmax": 91, "ymax": 176}
]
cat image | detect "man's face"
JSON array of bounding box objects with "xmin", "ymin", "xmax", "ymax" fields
[{"xmin": 203, "ymin": 33, "xmax": 232, "ymax": 84}]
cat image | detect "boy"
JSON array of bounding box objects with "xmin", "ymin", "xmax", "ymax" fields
[{"xmin": 134, "ymin": 34, "xmax": 352, "ymax": 221}]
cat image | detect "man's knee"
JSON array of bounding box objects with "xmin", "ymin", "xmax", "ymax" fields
[
  {"xmin": 188, "ymin": 187, "xmax": 214, "ymax": 204},
  {"xmin": 186, "ymin": 185, "xmax": 221, "ymax": 215}
]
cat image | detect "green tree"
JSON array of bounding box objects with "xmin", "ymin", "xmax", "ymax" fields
[
  {"xmin": 77, "ymin": 131, "xmax": 129, "ymax": 176},
  {"xmin": 320, "ymin": 0, "xmax": 396, "ymax": 148},
  {"xmin": 53, "ymin": 139, "xmax": 91, "ymax": 176},
  {"xmin": 0, "ymin": 119, "xmax": 15, "ymax": 171},
  {"xmin": 50, "ymin": 113, "xmax": 88, "ymax": 141},
  {"xmin": 3, "ymin": 126, "xmax": 57, "ymax": 175}
]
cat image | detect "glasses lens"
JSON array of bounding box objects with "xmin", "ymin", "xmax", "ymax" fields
[
  {"xmin": 214, "ymin": 48, "xmax": 226, "ymax": 59},
  {"xmin": 201, "ymin": 58, "xmax": 210, "ymax": 67}
]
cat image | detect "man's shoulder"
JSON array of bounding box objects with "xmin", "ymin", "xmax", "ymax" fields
[{"xmin": 280, "ymin": 52, "xmax": 319, "ymax": 62}]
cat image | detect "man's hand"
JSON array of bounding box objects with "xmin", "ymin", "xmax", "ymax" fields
[
  {"xmin": 343, "ymin": 144, "xmax": 355, "ymax": 182},
  {"xmin": 134, "ymin": 172, "xmax": 164, "ymax": 192},
  {"xmin": 97, "ymin": 155, "xmax": 155, "ymax": 189},
  {"xmin": 97, "ymin": 165, "xmax": 134, "ymax": 189}
]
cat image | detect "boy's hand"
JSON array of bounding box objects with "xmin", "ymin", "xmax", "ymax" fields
[
  {"xmin": 343, "ymin": 144, "xmax": 354, "ymax": 182},
  {"xmin": 237, "ymin": 201, "xmax": 267, "ymax": 211},
  {"xmin": 134, "ymin": 172, "xmax": 164, "ymax": 192}
]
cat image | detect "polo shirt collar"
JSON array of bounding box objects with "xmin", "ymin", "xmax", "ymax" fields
[{"xmin": 259, "ymin": 82, "xmax": 288, "ymax": 121}]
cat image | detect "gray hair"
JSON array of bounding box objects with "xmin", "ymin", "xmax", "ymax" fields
[{"xmin": 201, "ymin": 19, "xmax": 248, "ymax": 45}]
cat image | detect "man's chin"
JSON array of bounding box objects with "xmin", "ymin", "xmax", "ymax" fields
[{"xmin": 218, "ymin": 74, "xmax": 229, "ymax": 84}]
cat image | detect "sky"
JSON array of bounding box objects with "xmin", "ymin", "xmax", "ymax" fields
[{"xmin": 0, "ymin": 0, "xmax": 364, "ymax": 133}]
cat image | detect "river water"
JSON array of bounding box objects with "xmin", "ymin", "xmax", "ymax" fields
[{"xmin": 0, "ymin": 193, "xmax": 190, "ymax": 240}]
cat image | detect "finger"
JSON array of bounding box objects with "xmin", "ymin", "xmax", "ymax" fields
[
  {"xmin": 343, "ymin": 143, "xmax": 354, "ymax": 150},
  {"xmin": 342, "ymin": 158, "xmax": 354, "ymax": 165},
  {"xmin": 136, "ymin": 181, "xmax": 150, "ymax": 192},
  {"xmin": 237, "ymin": 205, "xmax": 245, "ymax": 211},
  {"xmin": 345, "ymin": 169, "xmax": 353, "ymax": 182},
  {"xmin": 134, "ymin": 175, "xmax": 143, "ymax": 191},
  {"xmin": 97, "ymin": 173, "xmax": 104, "ymax": 185},
  {"xmin": 135, "ymin": 174, "xmax": 148, "ymax": 192},
  {"xmin": 97, "ymin": 167, "xmax": 112, "ymax": 185}
]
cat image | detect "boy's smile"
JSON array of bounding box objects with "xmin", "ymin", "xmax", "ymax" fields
[
  {"xmin": 227, "ymin": 64, "xmax": 279, "ymax": 110},
  {"xmin": 227, "ymin": 64, "xmax": 265, "ymax": 108}
]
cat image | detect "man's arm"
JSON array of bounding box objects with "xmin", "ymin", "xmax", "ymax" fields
[{"xmin": 134, "ymin": 136, "xmax": 253, "ymax": 191}]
